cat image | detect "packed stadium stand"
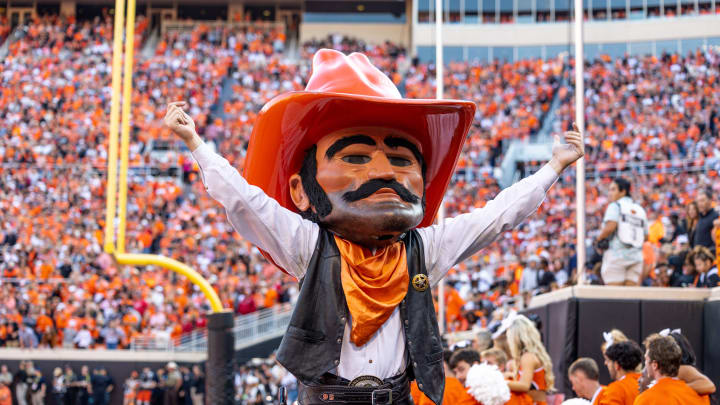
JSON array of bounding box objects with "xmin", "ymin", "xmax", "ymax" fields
[
  {"xmin": 1, "ymin": 0, "xmax": 719, "ymax": 351},
  {"xmin": 0, "ymin": 3, "xmax": 720, "ymax": 404}
]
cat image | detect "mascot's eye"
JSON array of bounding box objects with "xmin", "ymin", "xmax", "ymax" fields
[
  {"xmin": 389, "ymin": 156, "xmax": 412, "ymax": 167},
  {"xmin": 342, "ymin": 155, "xmax": 371, "ymax": 164}
]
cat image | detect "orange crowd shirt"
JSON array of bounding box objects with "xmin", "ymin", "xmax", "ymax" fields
[
  {"xmin": 633, "ymin": 377, "xmax": 705, "ymax": 405},
  {"xmin": 411, "ymin": 377, "xmax": 477, "ymax": 405},
  {"xmin": 592, "ymin": 386, "xmax": 607, "ymax": 405},
  {"xmin": 599, "ymin": 372, "xmax": 640, "ymax": 405}
]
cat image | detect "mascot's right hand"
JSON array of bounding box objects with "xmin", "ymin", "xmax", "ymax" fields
[{"xmin": 164, "ymin": 101, "xmax": 197, "ymax": 144}]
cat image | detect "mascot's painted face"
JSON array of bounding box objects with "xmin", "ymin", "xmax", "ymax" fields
[{"xmin": 289, "ymin": 126, "xmax": 426, "ymax": 248}]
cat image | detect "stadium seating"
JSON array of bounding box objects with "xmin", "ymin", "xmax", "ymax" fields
[{"xmin": 1, "ymin": 14, "xmax": 718, "ymax": 347}]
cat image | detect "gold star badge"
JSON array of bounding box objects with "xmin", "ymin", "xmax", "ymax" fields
[{"xmin": 412, "ymin": 274, "xmax": 429, "ymax": 292}]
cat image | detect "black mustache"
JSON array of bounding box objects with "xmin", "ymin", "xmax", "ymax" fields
[{"xmin": 342, "ymin": 179, "xmax": 420, "ymax": 204}]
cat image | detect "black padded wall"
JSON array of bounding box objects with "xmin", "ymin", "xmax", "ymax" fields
[
  {"xmin": 640, "ymin": 300, "xmax": 705, "ymax": 369},
  {"xmin": 547, "ymin": 299, "xmax": 574, "ymax": 395},
  {"xmin": 575, "ymin": 299, "xmax": 641, "ymax": 385},
  {"xmin": 704, "ymin": 301, "xmax": 720, "ymax": 388}
]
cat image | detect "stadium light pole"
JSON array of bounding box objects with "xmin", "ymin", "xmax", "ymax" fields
[
  {"xmin": 435, "ymin": 0, "xmax": 446, "ymax": 334},
  {"xmin": 574, "ymin": 0, "xmax": 587, "ymax": 284}
]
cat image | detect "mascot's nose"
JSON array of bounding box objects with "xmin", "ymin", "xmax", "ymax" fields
[{"xmin": 366, "ymin": 153, "xmax": 396, "ymax": 181}]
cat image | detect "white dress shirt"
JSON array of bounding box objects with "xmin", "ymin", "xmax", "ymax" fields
[{"xmin": 191, "ymin": 142, "xmax": 558, "ymax": 380}]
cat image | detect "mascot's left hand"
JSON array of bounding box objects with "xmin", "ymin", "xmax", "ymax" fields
[{"xmin": 549, "ymin": 122, "xmax": 585, "ymax": 174}]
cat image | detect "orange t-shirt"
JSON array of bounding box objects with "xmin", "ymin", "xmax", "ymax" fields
[
  {"xmin": 0, "ymin": 385, "xmax": 11, "ymax": 405},
  {"xmin": 592, "ymin": 386, "xmax": 607, "ymax": 404},
  {"xmin": 411, "ymin": 377, "xmax": 477, "ymax": 405},
  {"xmin": 600, "ymin": 372, "xmax": 640, "ymax": 405},
  {"xmin": 508, "ymin": 391, "xmax": 534, "ymax": 405},
  {"xmin": 633, "ymin": 377, "xmax": 705, "ymax": 405}
]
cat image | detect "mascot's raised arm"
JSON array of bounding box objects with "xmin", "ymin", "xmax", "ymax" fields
[{"xmin": 164, "ymin": 48, "xmax": 584, "ymax": 405}]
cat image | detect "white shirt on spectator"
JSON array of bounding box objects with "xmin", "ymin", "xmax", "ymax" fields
[
  {"xmin": 520, "ymin": 267, "xmax": 539, "ymax": 293},
  {"xmin": 192, "ymin": 142, "xmax": 558, "ymax": 381},
  {"xmin": 74, "ymin": 329, "xmax": 93, "ymax": 349}
]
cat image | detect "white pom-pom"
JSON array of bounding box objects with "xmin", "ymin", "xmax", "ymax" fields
[
  {"xmin": 464, "ymin": 363, "xmax": 511, "ymax": 405},
  {"xmin": 562, "ymin": 399, "xmax": 591, "ymax": 405}
]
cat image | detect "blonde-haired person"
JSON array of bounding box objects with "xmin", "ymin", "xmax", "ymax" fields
[
  {"xmin": 503, "ymin": 315, "xmax": 555, "ymax": 405},
  {"xmin": 601, "ymin": 329, "xmax": 644, "ymax": 374},
  {"xmin": 600, "ymin": 329, "xmax": 628, "ymax": 354}
]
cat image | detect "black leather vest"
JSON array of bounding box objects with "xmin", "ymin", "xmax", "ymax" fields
[{"xmin": 276, "ymin": 229, "xmax": 445, "ymax": 404}]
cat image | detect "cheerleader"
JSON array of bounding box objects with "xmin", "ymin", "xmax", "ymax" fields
[{"xmin": 496, "ymin": 314, "xmax": 554, "ymax": 405}]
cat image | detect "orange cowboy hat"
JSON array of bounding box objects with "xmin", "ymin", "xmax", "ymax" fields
[{"xmin": 244, "ymin": 48, "xmax": 476, "ymax": 228}]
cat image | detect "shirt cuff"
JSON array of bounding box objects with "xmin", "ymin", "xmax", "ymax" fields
[
  {"xmin": 536, "ymin": 163, "xmax": 559, "ymax": 192},
  {"xmin": 190, "ymin": 142, "xmax": 213, "ymax": 168}
]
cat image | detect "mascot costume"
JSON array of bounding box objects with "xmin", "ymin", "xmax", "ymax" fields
[{"xmin": 164, "ymin": 48, "xmax": 584, "ymax": 404}]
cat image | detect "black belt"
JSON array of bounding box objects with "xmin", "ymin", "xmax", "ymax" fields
[{"xmin": 298, "ymin": 371, "xmax": 411, "ymax": 404}]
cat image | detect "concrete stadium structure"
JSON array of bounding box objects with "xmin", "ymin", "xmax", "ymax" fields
[{"xmin": 6, "ymin": 0, "xmax": 720, "ymax": 60}]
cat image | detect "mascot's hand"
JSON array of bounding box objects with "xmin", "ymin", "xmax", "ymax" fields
[
  {"xmin": 549, "ymin": 122, "xmax": 585, "ymax": 174},
  {"xmin": 164, "ymin": 101, "xmax": 200, "ymax": 150}
]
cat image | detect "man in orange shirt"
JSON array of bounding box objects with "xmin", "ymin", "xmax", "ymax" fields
[
  {"xmin": 634, "ymin": 335, "xmax": 705, "ymax": 405},
  {"xmin": 569, "ymin": 358, "xmax": 605, "ymax": 404},
  {"xmin": 0, "ymin": 381, "xmax": 10, "ymax": 405},
  {"xmin": 601, "ymin": 340, "xmax": 643, "ymax": 404},
  {"xmin": 411, "ymin": 350, "xmax": 476, "ymax": 405}
]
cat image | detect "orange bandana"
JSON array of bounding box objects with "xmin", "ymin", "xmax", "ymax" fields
[{"xmin": 335, "ymin": 236, "xmax": 409, "ymax": 347}]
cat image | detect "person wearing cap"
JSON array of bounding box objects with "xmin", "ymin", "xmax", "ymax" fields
[
  {"xmin": 595, "ymin": 177, "xmax": 648, "ymax": 286},
  {"xmin": 164, "ymin": 362, "xmax": 182, "ymax": 405},
  {"xmin": 165, "ymin": 49, "xmax": 584, "ymax": 404}
]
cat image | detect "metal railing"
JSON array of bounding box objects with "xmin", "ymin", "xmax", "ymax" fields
[
  {"xmin": 129, "ymin": 305, "xmax": 294, "ymax": 352},
  {"xmin": 524, "ymin": 157, "xmax": 719, "ymax": 180},
  {"xmin": 232, "ymin": 305, "xmax": 294, "ymax": 350},
  {"xmin": 161, "ymin": 20, "xmax": 285, "ymax": 36}
]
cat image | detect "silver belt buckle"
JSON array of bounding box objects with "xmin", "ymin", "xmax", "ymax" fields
[
  {"xmin": 371, "ymin": 388, "xmax": 392, "ymax": 405},
  {"xmin": 348, "ymin": 375, "xmax": 383, "ymax": 387}
]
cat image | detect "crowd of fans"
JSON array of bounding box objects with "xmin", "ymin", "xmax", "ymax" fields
[
  {"xmin": 146, "ymin": 313, "xmax": 717, "ymax": 404},
  {"xmin": 0, "ymin": 11, "xmax": 719, "ymax": 348},
  {"xmin": 0, "ymin": 361, "xmax": 115, "ymax": 405},
  {"xmin": 0, "ymin": 15, "xmax": 297, "ymax": 350}
]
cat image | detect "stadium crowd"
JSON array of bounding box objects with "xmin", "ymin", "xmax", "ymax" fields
[
  {"xmin": 1, "ymin": 12, "xmax": 719, "ymax": 349},
  {"xmin": 0, "ymin": 316, "xmax": 716, "ymax": 404}
]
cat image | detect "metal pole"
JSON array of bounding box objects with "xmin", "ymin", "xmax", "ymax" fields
[
  {"xmin": 104, "ymin": 0, "xmax": 126, "ymax": 254},
  {"xmin": 117, "ymin": 0, "xmax": 136, "ymax": 253},
  {"xmin": 207, "ymin": 311, "xmax": 235, "ymax": 405},
  {"xmin": 574, "ymin": 0, "xmax": 586, "ymax": 284},
  {"xmin": 435, "ymin": 0, "xmax": 446, "ymax": 334}
]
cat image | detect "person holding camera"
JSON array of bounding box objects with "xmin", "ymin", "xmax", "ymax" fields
[{"xmin": 595, "ymin": 178, "xmax": 648, "ymax": 286}]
